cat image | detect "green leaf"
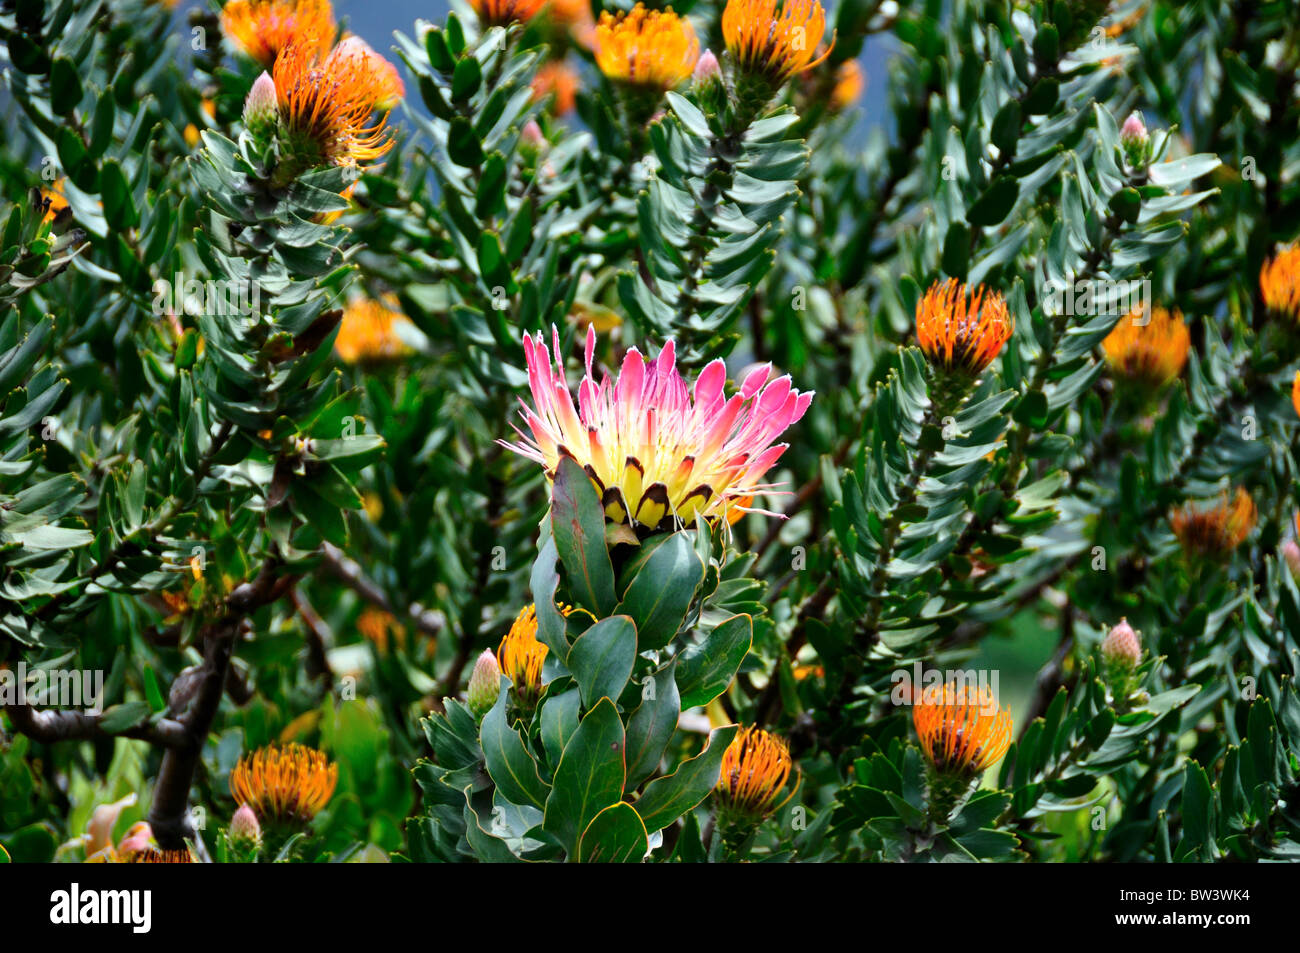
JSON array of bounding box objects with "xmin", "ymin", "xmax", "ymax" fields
[
  {"xmin": 480, "ymin": 678, "xmax": 550, "ymax": 809},
  {"xmin": 990, "ymin": 99, "xmax": 1022, "ymax": 156},
  {"xmin": 100, "ymin": 160, "xmax": 139, "ymax": 230},
  {"xmin": 624, "ymin": 660, "xmax": 680, "ymax": 791},
  {"xmin": 98, "ymin": 701, "xmax": 150, "ymax": 734},
  {"xmin": 451, "ymin": 56, "xmax": 482, "ymax": 101},
  {"xmin": 676, "ymin": 614, "xmax": 752, "ymax": 709},
  {"xmin": 543, "ymin": 698, "xmax": 626, "ymax": 856},
  {"xmin": 143, "ymin": 666, "xmax": 165, "ymax": 713},
  {"xmin": 551, "ymin": 457, "xmax": 617, "ymax": 617},
  {"xmin": 567, "ymin": 615, "xmax": 637, "ymax": 709},
  {"xmin": 967, "ymin": 176, "xmax": 1019, "ymax": 227},
  {"xmin": 631, "ymin": 725, "xmax": 738, "ymax": 834},
  {"xmin": 615, "ymin": 532, "xmax": 704, "ymax": 650},
  {"xmin": 50, "ymin": 57, "xmax": 83, "ymax": 115},
  {"xmin": 529, "ymin": 535, "xmax": 569, "ymax": 657},
  {"xmin": 578, "ymin": 802, "xmax": 647, "ymax": 863},
  {"xmin": 448, "ymin": 117, "xmax": 485, "ymax": 168},
  {"xmin": 475, "ymin": 152, "xmax": 508, "ymax": 220},
  {"xmin": 540, "ymin": 687, "xmax": 580, "ymax": 767}
]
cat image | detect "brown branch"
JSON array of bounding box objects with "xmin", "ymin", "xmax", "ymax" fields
[
  {"xmin": 148, "ymin": 558, "xmax": 286, "ymax": 849},
  {"xmin": 4, "ymin": 701, "xmax": 190, "ymax": 749},
  {"xmin": 319, "ymin": 542, "xmax": 445, "ymax": 638}
]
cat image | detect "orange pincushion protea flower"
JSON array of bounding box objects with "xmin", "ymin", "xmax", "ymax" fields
[
  {"xmin": 39, "ymin": 178, "xmax": 70, "ymax": 224},
  {"xmin": 357, "ymin": 607, "xmax": 405, "ymax": 653},
  {"xmin": 915, "ymin": 278, "xmax": 1013, "ymax": 376},
  {"xmin": 1261, "ymin": 246, "xmax": 1300, "ymax": 324},
  {"xmin": 129, "ymin": 848, "xmax": 195, "ymax": 863},
  {"xmin": 716, "ymin": 725, "xmax": 794, "ymax": 821},
  {"xmin": 334, "ymin": 296, "xmax": 413, "ymax": 363},
  {"xmin": 593, "ymin": 4, "xmax": 700, "ymax": 92},
  {"xmin": 326, "ymin": 36, "xmax": 405, "ymax": 110},
  {"xmin": 913, "ymin": 683, "xmax": 1013, "ymax": 776},
  {"xmin": 497, "ymin": 604, "xmax": 571, "ymax": 707},
  {"xmin": 1170, "ymin": 487, "xmax": 1256, "ymax": 557},
  {"xmin": 829, "ymin": 58, "xmax": 863, "ymax": 111},
  {"xmin": 230, "ymin": 744, "xmax": 338, "ymax": 823},
  {"xmin": 1101, "ymin": 305, "xmax": 1190, "ymax": 388},
  {"xmin": 1292, "ymin": 371, "xmax": 1300, "ymax": 418},
  {"xmin": 221, "ymin": 0, "xmax": 336, "ymax": 68},
  {"xmin": 722, "ymin": 0, "xmax": 832, "ymax": 85},
  {"xmin": 471, "ymin": 0, "xmax": 548, "ymax": 27},
  {"xmin": 272, "ymin": 34, "xmax": 394, "ymax": 172},
  {"xmin": 532, "ymin": 60, "xmax": 580, "ymax": 116}
]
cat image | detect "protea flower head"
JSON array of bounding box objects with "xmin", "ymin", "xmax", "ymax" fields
[
  {"xmin": 229, "ymin": 803, "xmax": 263, "ymax": 850},
  {"xmin": 1170, "ymin": 487, "xmax": 1256, "ymax": 558},
  {"xmin": 715, "ymin": 725, "xmax": 794, "ymax": 825},
  {"xmin": 334, "ymin": 296, "xmax": 414, "ymax": 364},
  {"xmin": 594, "ymin": 4, "xmax": 700, "ymax": 93},
  {"xmin": 1101, "ymin": 305, "xmax": 1190, "ymax": 389},
  {"xmin": 532, "ymin": 60, "xmax": 580, "ymax": 117},
  {"xmin": 503, "ymin": 326, "xmax": 814, "ymax": 533},
  {"xmin": 467, "ymin": 649, "xmax": 502, "ymax": 717},
  {"xmin": 38, "ymin": 178, "xmax": 69, "ymax": 225},
  {"xmin": 1292, "ymin": 371, "xmax": 1300, "ymax": 418},
  {"xmin": 230, "ymin": 744, "xmax": 339, "ymax": 825},
  {"xmin": 129, "ymin": 848, "xmax": 195, "ymax": 863},
  {"xmin": 357, "ymin": 606, "xmax": 405, "ymax": 652},
  {"xmin": 1101, "ymin": 618, "xmax": 1142, "ymax": 669},
  {"xmin": 829, "ymin": 58, "xmax": 863, "ymax": 112},
  {"xmin": 915, "ymin": 278, "xmax": 1013, "ymax": 378},
  {"xmin": 271, "ymin": 33, "xmax": 394, "ymax": 181},
  {"xmin": 220, "ymin": 0, "xmax": 336, "ymax": 68},
  {"xmin": 913, "ymin": 683, "xmax": 1013, "ymax": 778},
  {"xmin": 722, "ymin": 0, "xmax": 832, "ymax": 93},
  {"xmin": 1261, "ymin": 246, "xmax": 1300, "ymax": 325},
  {"xmin": 471, "ymin": 0, "xmax": 548, "ymax": 28},
  {"xmin": 497, "ymin": 604, "xmax": 562, "ymax": 709},
  {"xmin": 326, "ymin": 35, "xmax": 405, "ymax": 111}
]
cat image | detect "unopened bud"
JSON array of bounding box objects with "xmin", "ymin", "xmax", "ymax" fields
[
  {"xmin": 693, "ymin": 50, "xmax": 720, "ymax": 84},
  {"xmin": 520, "ymin": 120, "xmax": 545, "ymax": 149},
  {"xmin": 1282, "ymin": 540, "xmax": 1300, "ymax": 579},
  {"xmin": 229, "ymin": 803, "xmax": 262, "ymax": 849},
  {"xmin": 243, "ymin": 72, "xmax": 279, "ymax": 141},
  {"xmin": 692, "ymin": 49, "xmax": 725, "ymax": 114},
  {"xmin": 467, "ymin": 650, "xmax": 501, "ymax": 718},
  {"xmin": 1120, "ymin": 112, "xmax": 1149, "ymax": 169},
  {"xmin": 1101, "ymin": 618, "xmax": 1142, "ymax": 669}
]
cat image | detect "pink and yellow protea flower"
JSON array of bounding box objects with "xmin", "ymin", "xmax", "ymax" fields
[{"xmin": 503, "ymin": 327, "xmax": 813, "ymax": 532}]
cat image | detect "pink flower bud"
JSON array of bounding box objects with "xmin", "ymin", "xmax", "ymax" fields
[
  {"xmin": 520, "ymin": 120, "xmax": 545, "ymax": 148},
  {"xmin": 243, "ymin": 71, "xmax": 279, "ymax": 136},
  {"xmin": 229, "ymin": 803, "xmax": 262, "ymax": 848},
  {"xmin": 693, "ymin": 50, "xmax": 720, "ymax": 84},
  {"xmin": 1101, "ymin": 618, "xmax": 1142, "ymax": 668},
  {"xmin": 467, "ymin": 649, "xmax": 501, "ymax": 718},
  {"xmin": 1282, "ymin": 540, "xmax": 1300, "ymax": 578},
  {"xmin": 1120, "ymin": 112, "xmax": 1148, "ymax": 145}
]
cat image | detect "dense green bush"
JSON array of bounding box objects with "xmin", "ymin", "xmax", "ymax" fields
[{"xmin": 1, "ymin": 0, "xmax": 1299, "ymax": 864}]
